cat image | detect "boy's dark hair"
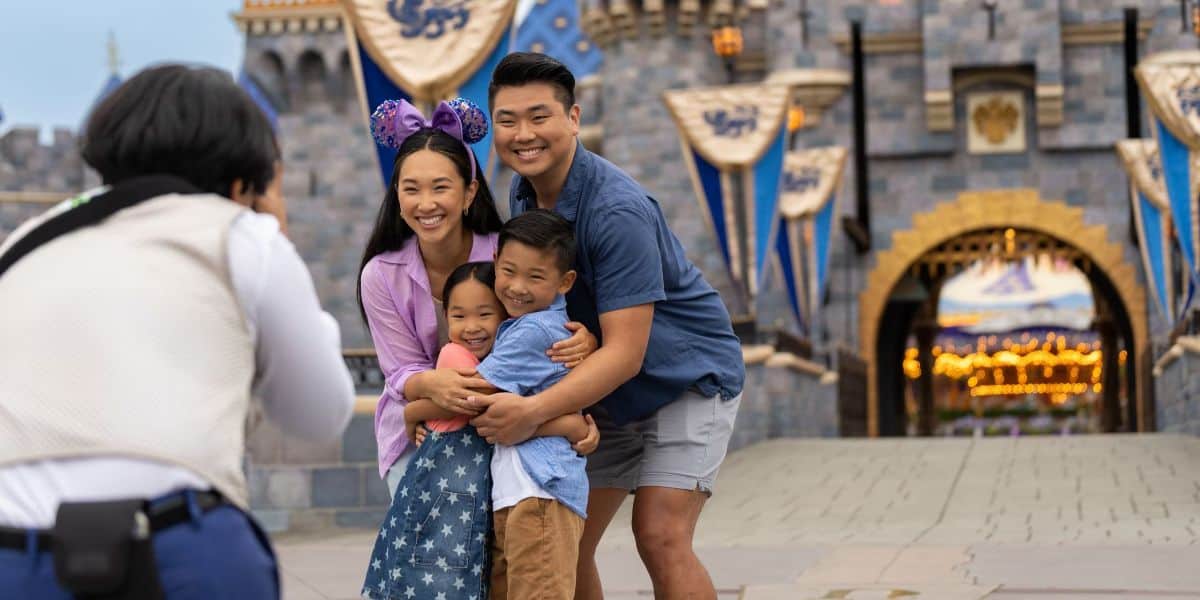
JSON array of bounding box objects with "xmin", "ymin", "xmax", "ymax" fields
[
  {"xmin": 442, "ymin": 262, "xmax": 498, "ymax": 313},
  {"xmin": 488, "ymin": 52, "xmax": 576, "ymax": 113},
  {"xmin": 81, "ymin": 64, "xmax": 279, "ymax": 197},
  {"xmin": 498, "ymin": 209, "xmax": 576, "ymax": 273}
]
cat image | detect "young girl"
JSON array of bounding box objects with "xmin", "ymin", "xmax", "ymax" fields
[{"xmin": 362, "ymin": 263, "xmax": 596, "ymax": 600}]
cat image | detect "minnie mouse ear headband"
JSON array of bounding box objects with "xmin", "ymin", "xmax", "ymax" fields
[{"xmin": 370, "ymin": 98, "xmax": 489, "ymax": 181}]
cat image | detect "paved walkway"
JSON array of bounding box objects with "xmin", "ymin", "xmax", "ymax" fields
[{"xmin": 275, "ymin": 434, "xmax": 1200, "ymax": 599}]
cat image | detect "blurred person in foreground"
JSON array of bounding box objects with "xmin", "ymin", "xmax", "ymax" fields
[{"xmin": 0, "ymin": 64, "xmax": 355, "ymax": 599}]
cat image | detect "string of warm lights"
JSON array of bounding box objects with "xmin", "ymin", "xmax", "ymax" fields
[
  {"xmin": 902, "ymin": 332, "xmax": 1125, "ymax": 400},
  {"xmin": 969, "ymin": 383, "xmax": 1098, "ymax": 397}
]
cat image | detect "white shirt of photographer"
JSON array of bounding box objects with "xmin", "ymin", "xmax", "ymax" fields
[{"xmin": 0, "ymin": 210, "xmax": 355, "ymax": 528}]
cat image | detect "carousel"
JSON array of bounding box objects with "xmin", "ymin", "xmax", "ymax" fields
[{"xmin": 902, "ymin": 254, "xmax": 1122, "ymax": 436}]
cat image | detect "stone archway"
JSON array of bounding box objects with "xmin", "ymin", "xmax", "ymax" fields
[{"xmin": 858, "ymin": 189, "xmax": 1149, "ymax": 436}]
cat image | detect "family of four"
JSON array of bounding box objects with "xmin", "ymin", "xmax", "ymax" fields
[{"xmin": 358, "ymin": 52, "xmax": 745, "ymax": 599}]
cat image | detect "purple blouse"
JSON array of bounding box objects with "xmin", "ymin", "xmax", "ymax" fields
[{"xmin": 360, "ymin": 232, "xmax": 498, "ymax": 477}]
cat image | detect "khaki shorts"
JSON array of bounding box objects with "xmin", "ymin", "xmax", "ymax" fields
[
  {"xmin": 585, "ymin": 390, "xmax": 741, "ymax": 495},
  {"xmin": 490, "ymin": 498, "xmax": 584, "ymax": 600}
]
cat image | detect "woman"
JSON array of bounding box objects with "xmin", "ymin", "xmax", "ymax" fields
[
  {"xmin": 0, "ymin": 65, "xmax": 355, "ymax": 598},
  {"xmin": 357, "ymin": 98, "xmax": 595, "ymax": 495}
]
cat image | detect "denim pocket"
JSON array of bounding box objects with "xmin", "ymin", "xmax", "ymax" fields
[{"xmin": 409, "ymin": 489, "xmax": 477, "ymax": 570}]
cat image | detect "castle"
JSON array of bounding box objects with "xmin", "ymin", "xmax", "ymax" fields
[{"xmin": 3, "ymin": 0, "xmax": 1200, "ymax": 530}]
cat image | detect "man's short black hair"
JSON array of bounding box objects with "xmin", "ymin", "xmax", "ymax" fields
[
  {"xmin": 498, "ymin": 209, "xmax": 576, "ymax": 273},
  {"xmin": 488, "ymin": 52, "xmax": 576, "ymax": 112},
  {"xmin": 81, "ymin": 64, "xmax": 280, "ymax": 197}
]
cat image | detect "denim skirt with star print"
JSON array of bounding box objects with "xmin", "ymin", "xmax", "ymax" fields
[{"xmin": 362, "ymin": 426, "xmax": 493, "ymax": 600}]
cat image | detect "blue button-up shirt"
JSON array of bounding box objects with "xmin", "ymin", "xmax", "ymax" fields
[
  {"xmin": 510, "ymin": 142, "xmax": 745, "ymax": 425},
  {"xmin": 476, "ymin": 296, "xmax": 588, "ymax": 518}
]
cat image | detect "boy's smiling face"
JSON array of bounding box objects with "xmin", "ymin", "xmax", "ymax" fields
[{"xmin": 494, "ymin": 240, "xmax": 575, "ymax": 318}]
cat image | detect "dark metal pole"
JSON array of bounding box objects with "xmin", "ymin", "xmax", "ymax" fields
[
  {"xmin": 1125, "ymin": 8, "xmax": 1141, "ymax": 139},
  {"xmin": 847, "ymin": 20, "xmax": 871, "ymax": 253},
  {"xmin": 1125, "ymin": 8, "xmax": 1141, "ymax": 246}
]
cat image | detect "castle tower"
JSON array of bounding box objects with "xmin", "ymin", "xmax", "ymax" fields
[
  {"xmin": 581, "ymin": 0, "xmax": 772, "ymax": 317},
  {"xmin": 234, "ymin": 0, "xmax": 381, "ymax": 347}
]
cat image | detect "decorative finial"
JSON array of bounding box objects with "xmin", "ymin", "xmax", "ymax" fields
[{"xmin": 107, "ymin": 30, "xmax": 121, "ymax": 76}]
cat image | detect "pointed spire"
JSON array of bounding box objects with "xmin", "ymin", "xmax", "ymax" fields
[{"xmin": 107, "ymin": 30, "xmax": 121, "ymax": 76}]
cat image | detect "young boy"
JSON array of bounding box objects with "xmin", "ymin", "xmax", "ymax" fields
[{"xmin": 475, "ymin": 209, "xmax": 589, "ymax": 599}]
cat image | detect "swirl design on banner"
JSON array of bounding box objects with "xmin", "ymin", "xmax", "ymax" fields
[{"xmin": 388, "ymin": 0, "xmax": 471, "ymax": 39}]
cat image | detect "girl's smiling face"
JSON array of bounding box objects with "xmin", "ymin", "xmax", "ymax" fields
[{"xmin": 446, "ymin": 278, "xmax": 506, "ymax": 359}]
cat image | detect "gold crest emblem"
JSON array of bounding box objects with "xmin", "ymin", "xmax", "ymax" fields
[{"xmin": 972, "ymin": 96, "xmax": 1019, "ymax": 145}]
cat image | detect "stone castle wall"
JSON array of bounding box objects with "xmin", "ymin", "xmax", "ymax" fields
[{"xmin": 2, "ymin": 1, "xmax": 1197, "ymax": 436}]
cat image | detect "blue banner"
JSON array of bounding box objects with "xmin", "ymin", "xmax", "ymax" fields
[
  {"xmin": 1136, "ymin": 190, "xmax": 1171, "ymax": 319},
  {"xmin": 813, "ymin": 186, "xmax": 836, "ymax": 306},
  {"xmin": 751, "ymin": 130, "xmax": 788, "ymax": 295},
  {"xmin": 1155, "ymin": 118, "xmax": 1198, "ymax": 279},
  {"xmin": 691, "ymin": 149, "xmax": 732, "ymax": 270},
  {"xmin": 775, "ymin": 219, "xmax": 805, "ymax": 333}
]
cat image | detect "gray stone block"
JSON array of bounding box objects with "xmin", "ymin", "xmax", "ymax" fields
[
  {"xmin": 265, "ymin": 468, "xmax": 312, "ymax": 509},
  {"xmin": 335, "ymin": 508, "xmax": 388, "ymax": 529},
  {"xmin": 251, "ymin": 509, "xmax": 290, "ymax": 534},
  {"xmin": 312, "ymin": 467, "xmax": 362, "ymax": 508},
  {"xmin": 364, "ymin": 467, "xmax": 392, "ymax": 507},
  {"xmin": 342, "ymin": 414, "xmax": 379, "ymax": 464},
  {"xmin": 980, "ymin": 154, "xmax": 1030, "ymax": 171}
]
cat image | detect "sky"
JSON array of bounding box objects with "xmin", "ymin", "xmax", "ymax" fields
[{"xmin": 0, "ymin": 1, "xmax": 244, "ymax": 138}]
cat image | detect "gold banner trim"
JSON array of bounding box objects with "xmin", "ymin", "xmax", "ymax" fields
[
  {"xmin": 662, "ymin": 84, "xmax": 791, "ymax": 170},
  {"xmin": 1115, "ymin": 139, "xmax": 1169, "ymax": 211},
  {"xmin": 780, "ymin": 146, "xmax": 848, "ymax": 219},
  {"xmin": 1135, "ymin": 50, "xmax": 1200, "ymax": 148}
]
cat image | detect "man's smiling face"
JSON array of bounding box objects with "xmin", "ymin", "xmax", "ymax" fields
[{"xmin": 491, "ymin": 83, "xmax": 580, "ymax": 181}]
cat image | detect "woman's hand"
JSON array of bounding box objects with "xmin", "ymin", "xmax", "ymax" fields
[
  {"xmin": 547, "ymin": 321, "xmax": 597, "ymax": 369},
  {"xmin": 571, "ymin": 414, "xmax": 600, "ymax": 456},
  {"xmin": 413, "ymin": 424, "xmax": 429, "ymax": 447},
  {"xmin": 416, "ymin": 368, "xmax": 489, "ymax": 415}
]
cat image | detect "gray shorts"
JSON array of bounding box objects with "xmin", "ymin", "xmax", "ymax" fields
[{"xmin": 586, "ymin": 390, "xmax": 741, "ymax": 495}]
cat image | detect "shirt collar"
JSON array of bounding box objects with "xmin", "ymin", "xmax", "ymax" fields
[
  {"xmin": 377, "ymin": 232, "xmax": 496, "ymax": 293},
  {"xmin": 514, "ymin": 140, "xmax": 589, "ymax": 221}
]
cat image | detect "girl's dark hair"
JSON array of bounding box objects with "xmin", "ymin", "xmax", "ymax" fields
[
  {"xmin": 441, "ymin": 261, "xmax": 497, "ymax": 313},
  {"xmin": 81, "ymin": 64, "xmax": 279, "ymax": 196},
  {"xmin": 357, "ymin": 129, "xmax": 503, "ymax": 323}
]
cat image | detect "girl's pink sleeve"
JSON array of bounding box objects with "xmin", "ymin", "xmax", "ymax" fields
[
  {"xmin": 436, "ymin": 342, "xmax": 481, "ymax": 369},
  {"xmin": 426, "ymin": 343, "xmax": 478, "ymax": 432}
]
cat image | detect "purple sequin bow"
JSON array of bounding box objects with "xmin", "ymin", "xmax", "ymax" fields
[{"xmin": 370, "ymin": 99, "xmax": 483, "ymax": 180}]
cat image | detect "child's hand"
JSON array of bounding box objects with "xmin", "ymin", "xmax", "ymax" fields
[
  {"xmin": 572, "ymin": 415, "xmax": 600, "ymax": 456},
  {"xmin": 414, "ymin": 424, "xmax": 429, "ymax": 447}
]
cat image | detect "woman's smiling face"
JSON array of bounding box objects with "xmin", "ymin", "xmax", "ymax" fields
[
  {"xmin": 396, "ymin": 148, "xmax": 477, "ymax": 245},
  {"xmin": 445, "ymin": 277, "xmax": 506, "ymax": 359}
]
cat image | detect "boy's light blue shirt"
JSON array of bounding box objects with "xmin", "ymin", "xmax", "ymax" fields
[{"xmin": 475, "ymin": 295, "xmax": 588, "ymax": 518}]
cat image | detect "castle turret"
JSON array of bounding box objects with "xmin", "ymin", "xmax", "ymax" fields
[
  {"xmin": 233, "ymin": 0, "xmax": 381, "ymax": 348},
  {"xmin": 580, "ymin": 0, "xmax": 772, "ymax": 316}
]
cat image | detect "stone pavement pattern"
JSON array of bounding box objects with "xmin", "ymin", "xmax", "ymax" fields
[{"xmin": 274, "ymin": 435, "xmax": 1200, "ymax": 599}]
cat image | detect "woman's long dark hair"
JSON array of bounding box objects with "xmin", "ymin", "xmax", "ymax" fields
[{"xmin": 357, "ymin": 129, "xmax": 503, "ymax": 323}]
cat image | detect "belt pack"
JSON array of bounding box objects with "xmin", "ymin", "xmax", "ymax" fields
[{"xmin": 51, "ymin": 499, "xmax": 165, "ymax": 600}]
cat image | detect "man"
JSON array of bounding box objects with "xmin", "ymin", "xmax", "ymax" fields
[{"xmin": 471, "ymin": 52, "xmax": 745, "ymax": 600}]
